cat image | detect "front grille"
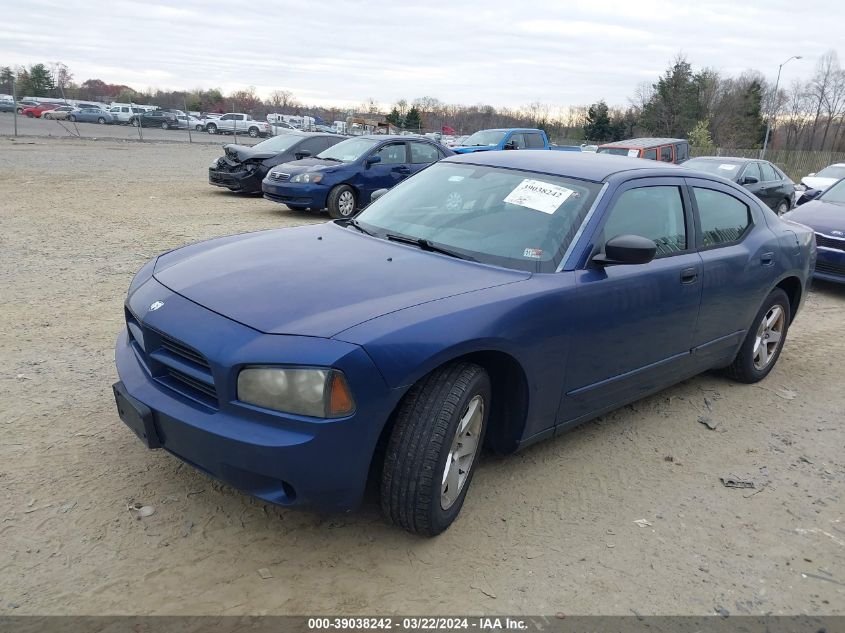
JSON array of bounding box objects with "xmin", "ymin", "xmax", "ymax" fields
[
  {"xmin": 125, "ymin": 309, "xmax": 219, "ymax": 408},
  {"xmin": 815, "ymin": 233, "xmax": 845, "ymax": 251},
  {"xmin": 815, "ymin": 260, "xmax": 845, "ymax": 277},
  {"xmin": 269, "ymin": 172, "xmax": 290, "ymax": 182}
]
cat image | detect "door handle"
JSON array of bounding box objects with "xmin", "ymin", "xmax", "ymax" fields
[
  {"xmin": 761, "ymin": 252, "xmax": 774, "ymax": 266},
  {"xmin": 680, "ymin": 267, "xmax": 698, "ymax": 284},
  {"xmin": 395, "ymin": 166, "xmax": 410, "ymax": 174}
]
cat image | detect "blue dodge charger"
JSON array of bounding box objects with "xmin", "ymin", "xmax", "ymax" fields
[{"xmin": 114, "ymin": 151, "xmax": 815, "ymax": 535}]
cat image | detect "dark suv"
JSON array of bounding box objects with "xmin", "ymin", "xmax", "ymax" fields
[{"xmin": 129, "ymin": 109, "xmax": 180, "ymax": 129}]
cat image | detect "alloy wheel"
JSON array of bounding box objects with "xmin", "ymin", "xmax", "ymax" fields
[
  {"xmin": 753, "ymin": 305, "xmax": 785, "ymax": 370},
  {"xmin": 440, "ymin": 394, "xmax": 484, "ymax": 510},
  {"xmin": 338, "ymin": 190, "xmax": 355, "ymax": 216}
]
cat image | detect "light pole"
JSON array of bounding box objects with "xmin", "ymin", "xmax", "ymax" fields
[{"xmin": 762, "ymin": 55, "xmax": 802, "ymax": 158}]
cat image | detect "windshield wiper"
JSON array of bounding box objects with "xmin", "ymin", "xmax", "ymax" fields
[
  {"xmin": 318, "ymin": 157, "xmax": 342, "ymax": 162},
  {"xmin": 385, "ymin": 233, "xmax": 474, "ymax": 261},
  {"xmin": 344, "ymin": 218, "xmax": 375, "ymax": 236}
]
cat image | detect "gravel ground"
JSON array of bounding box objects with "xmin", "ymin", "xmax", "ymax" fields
[{"xmin": 1, "ymin": 137, "xmax": 843, "ymax": 616}]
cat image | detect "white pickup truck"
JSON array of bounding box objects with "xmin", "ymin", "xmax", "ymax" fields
[{"xmin": 205, "ymin": 113, "xmax": 270, "ymax": 138}]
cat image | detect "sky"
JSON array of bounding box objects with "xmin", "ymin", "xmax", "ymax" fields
[{"xmin": 1, "ymin": 0, "xmax": 842, "ymax": 110}]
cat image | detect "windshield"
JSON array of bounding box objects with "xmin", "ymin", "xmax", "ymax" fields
[
  {"xmin": 684, "ymin": 159, "xmax": 744, "ymax": 177},
  {"xmin": 317, "ymin": 137, "xmax": 378, "ymax": 162},
  {"xmin": 253, "ymin": 134, "xmax": 306, "ymax": 152},
  {"xmin": 815, "ymin": 165, "xmax": 845, "ymax": 179},
  {"xmin": 819, "ymin": 178, "xmax": 845, "ymax": 204},
  {"xmin": 461, "ymin": 130, "xmax": 507, "ymax": 147},
  {"xmin": 354, "ymin": 162, "xmax": 603, "ymax": 272}
]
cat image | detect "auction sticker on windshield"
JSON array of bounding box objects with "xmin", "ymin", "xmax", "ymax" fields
[
  {"xmin": 503, "ymin": 179, "xmax": 574, "ymax": 214},
  {"xmin": 719, "ymin": 164, "xmax": 738, "ymax": 171}
]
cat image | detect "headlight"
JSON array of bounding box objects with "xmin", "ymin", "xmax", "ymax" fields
[
  {"xmin": 291, "ymin": 172, "xmax": 323, "ymax": 183},
  {"xmin": 237, "ymin": 367, "xmax": 355, "ymax": 418}
]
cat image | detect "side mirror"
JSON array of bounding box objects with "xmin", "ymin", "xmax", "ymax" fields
[
  {"xmin": 294, "ymin": 150, "xmax": 311, "ymax": 160},
  {"xmin": 593, "ymin": 235, "xmax": 657, "ymax": 266},
  {"xmin": 365, "ymin": 155, "xmax": 382, "ymax": 167},
  {"xmin": 742, "ymin": 175, "xmax": 759, "ymax": 185},
  {"xmin": 371, "ymin": 188, "xmax": 389, "ymax": 202}
]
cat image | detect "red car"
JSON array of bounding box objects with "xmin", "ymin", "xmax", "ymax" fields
[{"xmin": 21, "ymin": 103, "xmax": 59, "ymax": 118}]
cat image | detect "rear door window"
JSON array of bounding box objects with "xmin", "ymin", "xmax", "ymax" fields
[
  {"xmin": 759, "ymin": 162, "xmax": 778, "ymax": 182},
  {"xmin": 674, "ymin": 143, "xmax": 689, "ymax": 161},
  {"xmin": 410, "ymin": 141, "xmax": 441, "ymax": 164},
  {"xmin": 644, "ymin": 148, "xmax": 658, "ymax": 160},
  {"xmin": 525, "ymin": 133, "xmax": 545, "ymax": 148},
  {"xmin": 510, "ymin": 133, "xmax": 527, "ymax": 149},
  {"xmin": 693, "ymin": 187, "xmax": 752, "ymax": 247},
  {"xmin": 659, "ymin": 146, "xmax": 673, "ymax": 162}
]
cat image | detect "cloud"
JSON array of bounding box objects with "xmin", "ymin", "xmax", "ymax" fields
[{"xmin": 0, "ymin": 0, "xmax": 841, "ymax": 108}]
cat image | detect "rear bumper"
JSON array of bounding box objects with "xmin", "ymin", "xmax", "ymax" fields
[{"xmin": 113, "ymin": 279, "xmax": 400, "ymax": 511}]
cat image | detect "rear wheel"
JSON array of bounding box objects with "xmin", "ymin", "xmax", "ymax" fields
[
  {"xmin": 97, "ymin": 117, "xmax": 106, "ymax": 124},
  {"xmin": 381, "ymin": 362, "xmax": 490, "ymax": 536},
  {"xmin": 725, "ymin": 288, "xmax": 790, "ymax": 383},
  {"xmin": 776, "ymin": 199, "xmax": 789, "ymax": 215},
  {"xmin": 161, "ymin": 122, "xmax": 169, "ymax": 130},
  {"xmin": 248, "ymin": 127, "xmax": 259, "ymax": 138},
  {"xmin": 68, "ymin": 115, "xmax": 76, "ymax": 122},
  {"xmin": 131, "ymin": 118, "xmax": 139, "ymax": 127},
  {"xmin": 327, "ymin": 185, "xmax": 356, "ymax": 219},
  {"xmin": 26, "ymin": 112, "xmax": 34, "ymax": 118},
  {"xmin": 195, "ymin": 124, "xmax": 204, "ymax": 131}
]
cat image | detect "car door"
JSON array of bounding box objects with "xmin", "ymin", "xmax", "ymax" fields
[
  {"xmin": 409, "ymin": 141, "xmax": 443, "ymax": 175},
  {"xmin": 357, "ymin": 142, "xmax": 410, "ymax": 202},
  {"xmin": 739, "ymin": 162, "xmax": 764, "ymax": 201},
  {"xmin": 685, "ymin": 177, "xmax": 779, "ymax": 368},
  {"xmin": 560, "ymin": 178, "xmax": 703, "ymax": 424},
  {"xmin": 758, "ymin": 161, "xmax": 781, "ymax": 209}
]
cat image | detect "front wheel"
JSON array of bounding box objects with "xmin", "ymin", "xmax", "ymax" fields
[
  {"xmin": 130, "ymin": 118, "xmax": 139, "ymax": 127},
  {"xmin": 207, "ymin": 123, "xmax": 217, "ymax": 134},
  {"xmin": 161, "ymin": 122, "xmax": 169, "ymax": 130},
  {"xmin": 68, "ymin": 115, "xmax": 76, "ymax": 122},
  {"xmin": 725, "ymin": 288, "xmax": 790, "ymax": 383},
  {"xmin": 381, "ymin": 362, "xmax": 490, "ymax": 536},
  {"xmin": 776, "ymin": 199, "xmax": 789, "ymax": 215},
  {"xmin": 26, "ymin": 112, "xmax": 34, "ymax": 118},
  {"xmin": 97, "ymin": 117, "xmax": 106, "ymax": 124},
  {"xmin": 327, "ymin": 185, "xmax": 356, "ymax": 219}
]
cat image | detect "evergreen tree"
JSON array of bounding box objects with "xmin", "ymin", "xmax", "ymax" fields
[
  {"xmin": 404, "ymin": 106, "xmax": 421, "ymax": 131},
  {"xmin": 583, "ymin": 100, "xmax": 612, "ymax": 141},
  {"xmin": 27, "ymin": 63, "xmax": 55, "ymax": 96},
  {"xmin": 385, "ymin": 107, "xmax": 403, "ymax": 127}
]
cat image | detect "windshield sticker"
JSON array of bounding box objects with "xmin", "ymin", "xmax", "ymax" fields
[
  {"xmin": 523, "ymin": 248, "xmax": 543, "ymax": 259},
  {"xmin": 504, "ymin": 179, "xmax": 574, "ymax": 214},
  {"xmin": 627, "ymin": 149, "xmax": 639, "ymax": 157},
  {"xmin": 718, "ymin": 164, "xmax": 738, "ymax": 170},
  {"xmin": 448, "ymin": 175, "xmax": 465, "ymax": 182}
]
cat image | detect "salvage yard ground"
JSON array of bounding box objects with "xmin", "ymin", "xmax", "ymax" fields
[{"xmin": 1, "ymin": 137, "xmax": 843, "ymax": 615}]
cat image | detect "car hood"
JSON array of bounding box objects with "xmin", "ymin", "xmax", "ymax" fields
[
  {"xmin": 784, "ymin": 199, "xmax": 845, "ymax": 235},
  {"xmin": 222, "ymin": 144, "xmax": 279, "ymax": 162},
  {"xmin": 451, "ymin": 146, "xmax": 497, "ymax": 154},
  {"xmin": 272, "ymin": 157, "xmax": 345, "ymax": 174},
  {"xmin": 152, "ymin": 223, "xmax": 529, "ymax": 338},
  {"xmin": 801, "ymin": 176, "xmax": 838, "ymax": 191}
]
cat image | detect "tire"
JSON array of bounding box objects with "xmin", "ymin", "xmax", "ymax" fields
[
  {"xmin": 207, "ymin": 123, "xmax": 217, "ymax": 134},
  {"xmin": 68, "ymin": 115, "xmax": 76, "ymax": 122},
  {"xmin": 725, "ymin": 288, "xmax": 790, "ymax": 383},
  {"xmin": 131, "ymin": 118, "xmax": 139, "ymax": 127},
  {"xmin": 327, "ymin": 185, "xmax": 357, "ymax": 219},
  {"xmin": 97, "ymin": 117, "xmax": 106, "ymax": 125},
  {"xmin": 248, "ymin": 127, "xmax": 259, "ymax": 138},
  {"xmin": 161, "ymin": 122, "xmax": 169, "ymax": 130},
  {"xmin": 776, "ymin": 199, "xmax": 789, "ymax": 215},
  {"xmin": 195, "ymin": 124, "xmax": 204, "ymax": 131},
  {"xmin": 26, "ymin": 112, "xmax": 34, "ymax": 118},
  {"xmin": 381, "ymin": 362, "xmax": 490, "ymax": 536}
]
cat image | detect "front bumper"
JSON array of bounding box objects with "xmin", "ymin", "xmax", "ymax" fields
[
  {"xmin": 208, "ymin": 166, "xmax": 265, "ymax": 192},
  {"xmin": 114, "ymin": 278, "xmax": 399, "ymax": 511},
  {"xmin": 261, "ymin": 180, "xmax": 329, "ymax": 209},
  {"xmin": 814, "ymin": 246, "xmax": 845, "ymax": 284}
]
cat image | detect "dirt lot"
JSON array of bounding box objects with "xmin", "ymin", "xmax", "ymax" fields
[{"xmin": 1, "ymin": 137, "xmax": 843, "ymax": 616}]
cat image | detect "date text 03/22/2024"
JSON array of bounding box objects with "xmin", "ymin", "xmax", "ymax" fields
[{"xmin": 307, "ymin": 617, "xmax": 529, "ymax": 630}]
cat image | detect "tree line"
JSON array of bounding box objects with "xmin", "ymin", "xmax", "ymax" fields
[{"xmin": 2, "ymin": 50, "xmax": 843, "ymax": 151}]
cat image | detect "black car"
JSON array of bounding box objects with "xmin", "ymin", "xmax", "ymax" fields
[
  {"xmin": 129, "ymin": 109, "xmax": 180, "ymax": 129},
  {"xmin": 683, "ymin": 157, "xmax": 795, "ymax": 215},
  {"xmin": 209, "ymin": 132, "xmax": 348, "ymax": 194}
]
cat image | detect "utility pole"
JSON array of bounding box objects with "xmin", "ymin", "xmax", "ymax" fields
[
  {"xmin": 12, "ymin": 74, "xmax": 17, "ymax": 137},
  {"xmin": 762, "ymin": 55, "xmax": 802, "ymax": 158}
]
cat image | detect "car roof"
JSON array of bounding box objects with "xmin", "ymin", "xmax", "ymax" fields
[
  {"xmin": 689, "ymin": 156, "xmax": 754, "ymax": 163},
  {"xmin": 599, "ymin": 137, "xmax": 687, "ymax": 148},
  {"xmin": 444, "ymin": 150, "xmax": 683, "ymax": 182},
  {"xmin": 357, "ymin": 134, "xmax": 434, "ymax": 141}
]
